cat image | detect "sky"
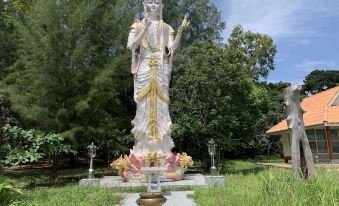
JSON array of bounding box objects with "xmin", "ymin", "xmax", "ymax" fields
[{"xmin": 210, "ymin": 0, "xmax": 339, "ymax": 84}]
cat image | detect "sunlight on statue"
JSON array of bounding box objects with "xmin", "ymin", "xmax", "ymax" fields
[{"xmin": 111, "ymin": 0, "xmax": 193, "ymax": 182}]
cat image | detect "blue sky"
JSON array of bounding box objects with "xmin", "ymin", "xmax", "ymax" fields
[{"xmin": 210, "ymin": 0, "xmax": 339, "ymax": 83}]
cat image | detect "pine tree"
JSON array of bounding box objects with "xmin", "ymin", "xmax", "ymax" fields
[
  {"xmin": 3, "ymin": 0, "xmax": 229, "ymax": 163},
  {"xmin": 4, "ymin": 0, "xmax": 135, "ymax": 151}
]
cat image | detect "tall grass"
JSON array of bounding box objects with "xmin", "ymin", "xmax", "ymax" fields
[
  {"xmin": 5, "ymin": 185, "xmax": 122, "ymax": 206},
  {"xmin": 195, "ymin": 162, "xmax": 339, "ymax": 206}
]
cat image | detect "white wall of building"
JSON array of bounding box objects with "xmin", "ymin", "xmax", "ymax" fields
[{"xmin": 281, "ymin": 132, "xmax": 291, "ymax": 157}]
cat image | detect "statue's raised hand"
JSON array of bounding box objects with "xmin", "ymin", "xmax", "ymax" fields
[
  {"xmin": 143, "ymin": 11, "xmax": 152, "ymax": 30},
  {"xmin": 178, "ymin": 15, "xmax": 190, "ymax": 33},
  {"xmin": 144, "ymin": 17, "xmax": 152, "ymax": 30}
]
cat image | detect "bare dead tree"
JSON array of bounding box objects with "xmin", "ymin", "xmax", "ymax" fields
[{"xmin": 284, "ymin": 85, "xmax": 315, "ymax": 179}]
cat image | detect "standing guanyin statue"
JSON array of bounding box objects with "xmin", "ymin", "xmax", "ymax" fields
[{"xmin": 111, "ymin": 0, "xmax": 193, "ymax": 182}]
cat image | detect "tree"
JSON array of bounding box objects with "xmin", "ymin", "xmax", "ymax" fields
[
  {"xmin": 3, "ymin": 0, "xmax": 277, "ymax": 162},
  {"xmin": 1, "ymin": 124, "xmax": 75, "ymax": 179},
  {"xmin": 3, "ymin": 0, "xmax": 228, "ymax": 160},
  {"xmin": 0, "ymin": 0, "xmax": 24, "ymax": 145},
  {"xmin": 170, "ymin": 21, "xmax": 277, "ymax": 159},
  {"xmin": 170, "ymin": 42, "xmax": 271, "ymax": 159},
  {"xmin": 284, "ymin": 85, "xmax": 315, "ymax": 179},
  {"xmin": 0, "ymin": 0, "xmax": 32, "ymax": 78},
  {"xmin": 302, "ymin": 70, "xmax": 339, "ymax": 95},
  {"xmin": 162, "ymin": 0, "xmax": 226, "ymax": 46},
  {"xmin": 3, "ymin": 0, "xmax": 136, "ymax": 152},
  {"xmin": 248, "ymin": 82, "xmax": 290, "ymax": 156},
  {"xmin": 228, "ymin": 25, "xmax": 277, "ymax": 81}
]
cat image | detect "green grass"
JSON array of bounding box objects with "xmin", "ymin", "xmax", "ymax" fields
[
  {"xmin": 2, "ymin": 185, "xmax": 122, "ymax": 206},
  {"xmin": 3, "ymin": 167, "xmax": 116, "ymax": 188},
  {"xmin": 2, "ymin": 157, "xmax": 339, "ymax": 206},
  {"xmin": 194, "ymin": 161, "xmax": 339, "ymax": 206},
  {"xmin": 1, "ymin": 167, "xmax": 121, "ymax": 206}
]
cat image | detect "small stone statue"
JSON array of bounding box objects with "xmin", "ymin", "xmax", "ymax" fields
[{"xmin": 284, "ymin": 85, "xmax": 315, "ymax": 179}]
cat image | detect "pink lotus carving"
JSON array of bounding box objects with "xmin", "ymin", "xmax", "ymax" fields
[
  {"xmin": 165, "ymin": 153, "xmax": 180, "ymax": 172},
  {"xmin": 129, "ymin": 154, "xmax": 143, "ymax": 175}
]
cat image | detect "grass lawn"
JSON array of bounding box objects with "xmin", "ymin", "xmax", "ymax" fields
[
  {"xmin": 195, "ymin": 160, "xmax": 339, "ymax": 206},
  {"xmin": 3, "ymin": 167, "xmax": 116, "ymax": 188},
  {"xmin": 1, "ymin": 167, "xmax": 123, "ymax": 206},
  {"xmin": 1, "ymin": 185, "xmax": 122, "ymax": 206},
  {"xmin": 1, "ymin": 156, "xmax": 338, "ymax": 206}
]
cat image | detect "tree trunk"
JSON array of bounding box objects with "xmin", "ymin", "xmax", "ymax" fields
[
  {"xmin": 104, "ymin": 149, "xmax": 110, "ymax": 167},
  {"xmin": 284, "ymin": 85, "xmax": 315, "ymax": 179},
  {"xmin": 69, "ymin": 153, "xmax": 77, "ymax": 167},
  {"xmin": 50, "ymin": 155, "xmax": 59, "ymax": 182},
  {"xmin": 47, "ymin": 153, "xmax": 51, "ymax": 166}
]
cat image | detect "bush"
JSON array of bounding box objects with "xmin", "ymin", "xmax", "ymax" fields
[{"xmin": 0, "ymin": 180, "xmax": 23, "ymax": 206}]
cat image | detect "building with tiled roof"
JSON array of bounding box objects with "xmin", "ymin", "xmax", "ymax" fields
[{"xmin": 267, "ymin": 86, "xmax": 339, "ymax": 163}]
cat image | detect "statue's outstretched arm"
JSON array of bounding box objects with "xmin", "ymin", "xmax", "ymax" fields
[{"xmin": 169, "ymin": 15, "xmax": 190, "ymax": 52}]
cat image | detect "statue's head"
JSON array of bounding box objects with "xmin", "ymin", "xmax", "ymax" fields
[{"xmin": 143, "ymin": 0, "xmax": 163, "ymax": 17}]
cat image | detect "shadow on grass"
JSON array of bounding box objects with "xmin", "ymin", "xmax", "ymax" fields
[
  {"xmin": 216, "ymin": 155, "xmax": 283, "ymax": 176},
  {"xmin": 220, "ymin": 160, "xmax": 267, "ymax": 175},
  {"xmin": 186, "ymin": 156, "xmax": 281, "ymax": 176},
  {"xmin": 3, "ymin": 167, "xmax": 116, "ymax": 188},
  {"xmin": 4, "ymin": 156, "xmax": 282, "ymax": 188}
]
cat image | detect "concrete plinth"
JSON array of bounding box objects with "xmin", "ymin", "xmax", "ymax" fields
[
  {"xmin": 205, "ymin": 175, "xmax": 225, "ymax": 187},
  {"xmin": 101, "ymin": 174, "xmax": 206, "ymax": 190},
  {"xmin": 79, "ymin": 178, "xmax": 100, "ymax": 187}
]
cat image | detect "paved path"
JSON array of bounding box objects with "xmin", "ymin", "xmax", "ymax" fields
[
  {"xmin": 117, "ymin": 191, "xmax": 196, "ymax": 206},
  {"xmin": 257, "ymin": 163, "xmax": 292, "ymax": 169},
  {"xmin": 257, "ymin": 162, "xmax": 339, "ymax": 172}
]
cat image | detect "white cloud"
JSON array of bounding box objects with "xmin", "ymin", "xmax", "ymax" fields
[
  {"xmin": 219, "ymin": 0, "xmax": 339, "ymax": 39},
  {"xmin": 294, "ymin": 59, "xmax": 335, "ymax": 72}
]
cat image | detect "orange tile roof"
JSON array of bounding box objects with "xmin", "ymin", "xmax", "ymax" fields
[{"xmin": 267, "ymin": 86, "xmax": 339, "ymax": 134}]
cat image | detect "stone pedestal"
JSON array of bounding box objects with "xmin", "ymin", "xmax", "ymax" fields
[
  {"xmin": 100, "ymin": 174, "xmax": 206, "ymax": 189},
  {"xmin": 141, "ymin": 167, "xmax": 167, "ymax": 192},
  {"xmin": 205, "ymin": 175, "xmax": 225, "ymax": 187},
  {"xmin": 111, "ymin": 152, "xmax": 193, "ymax": 183},
  {"xmin": 79, "ymin": 178, "xmax": 100, "ymax": 187}
]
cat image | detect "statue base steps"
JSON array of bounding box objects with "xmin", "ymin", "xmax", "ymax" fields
[
  {"xmin": 100, "ymin": 174, "xmax": 208, "ymax": 191},
  {"xmin": 205, "ymin": 175, "xmax": 225, "ymax": 187},
  {"xmin": 110, "ymin": 152, "xmax": 194, "ymax": 182},
  {"xmin": 79, "ymin": 178, "xmax": 100, "ymax": 187}
]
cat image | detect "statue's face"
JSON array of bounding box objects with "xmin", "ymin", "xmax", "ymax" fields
[{"xmin": 144, "ymin": 0, "xmax": 162, "ymax": 14}]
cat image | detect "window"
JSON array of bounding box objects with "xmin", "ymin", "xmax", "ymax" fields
[
  {"xmin": 332, "ymin": 128, "xmax": 339, "ymax": 154},
  {"xmin": 333, "ymin": 141, "xmax": 339, "ymax": 153},
  {"xmin": 306, "ymin": 129, "xmax": 317, "ymax": 153},
  {"xmin": 317, "ymin": 141, "xmax": 329, "ymax": 153},
  {"xmin": 315, "ymin": 129, "xmax": 326, "ymax": 141},
  {"xmin": 330, "ymin": 129, "xmax": 339, "ymax": 140},
  {"xmin": 306, "ymin": 128, "xmax": 329, "ymax": 154},
  {"xmin": 309, "ymin": 142, "xmax": 317, "ymax": 153},
  {"xmin": 307, "ymin": 130, "xmax": 316, "ymax": 140},
  {"xmin": 315, "ymin": 129, "xmax": 328, "ymax": 154}
]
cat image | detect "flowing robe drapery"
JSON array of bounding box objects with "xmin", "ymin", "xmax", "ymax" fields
[{"xmin": 127, "ymin": 19, "xmax": 175, "ymax": 155}]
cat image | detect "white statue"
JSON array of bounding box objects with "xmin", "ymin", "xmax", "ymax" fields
[
  {"xmin": 127, "ymin": 0, "xmax": 189, "ymax": 155},
  {"xmin": 110, "ymin": 0, "xmax": 193, "ymax": 182}
]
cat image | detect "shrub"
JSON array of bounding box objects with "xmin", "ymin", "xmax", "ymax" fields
[{"xmin": 0, "ymin": 181, "xmax": 23, "ymax": 206}]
